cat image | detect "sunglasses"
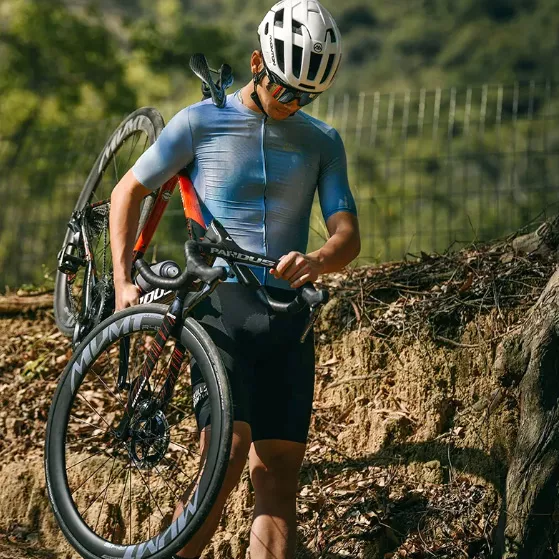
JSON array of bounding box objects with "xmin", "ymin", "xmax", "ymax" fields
[{"xmin": 263, "ymin": 68, "xmax": 320, "ymax": 107}]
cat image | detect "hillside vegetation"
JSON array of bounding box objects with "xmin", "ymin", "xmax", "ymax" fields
[
  {"xmin": 1, "ymin": 0, "xmax": 558, "ymax": 287},
  {"xmin": 2, "ymin": 0, "xmax": 558, "ymax": 137}
]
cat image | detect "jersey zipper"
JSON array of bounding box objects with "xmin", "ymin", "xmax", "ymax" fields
[{"xmin": 261, "ymin": 116, "xmax": 269, "ymax": 284}]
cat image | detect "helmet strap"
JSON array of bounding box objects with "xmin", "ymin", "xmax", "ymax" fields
[{"xmin": 251, "ymin": 69, "xmax": 268, "ymax": 117}]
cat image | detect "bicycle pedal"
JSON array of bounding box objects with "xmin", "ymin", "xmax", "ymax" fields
[
  {"xmin": 58, "ymin": 244, "xmax": 86, "ymax": 274},
  {"xmin": 58, "ymin": 257, "xmax": 85, "ymax": 275}
]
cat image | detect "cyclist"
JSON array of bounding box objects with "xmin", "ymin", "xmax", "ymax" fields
[{"xmin": 109, "ymin": 1, "xmax": 360, "ymax": 557}]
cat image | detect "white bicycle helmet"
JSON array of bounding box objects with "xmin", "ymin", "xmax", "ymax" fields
[{"xmin": 257, "ymin": 0, "xmax": 343, "ymax": 93}]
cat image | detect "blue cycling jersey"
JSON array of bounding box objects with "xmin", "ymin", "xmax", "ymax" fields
[{"xmin": 132, "ymin": 92, "xmax": 357, "ymax": 288}]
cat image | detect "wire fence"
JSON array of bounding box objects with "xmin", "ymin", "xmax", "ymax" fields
[
  {"xmin": 1, "ymin": 79, "xmax": 558, "ymax": 288},
  {"xmin": 309, "ymin": 80, "xmax": 559, "ymax": 261}
]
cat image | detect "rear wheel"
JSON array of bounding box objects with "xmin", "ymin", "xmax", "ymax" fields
[
  {"xmin": 45, "ymin": 304, "xmax": 233, "ymax": 559},
  {"xmin": 54, "ymin": 107, "xmax": 164, "ymax": 339}
]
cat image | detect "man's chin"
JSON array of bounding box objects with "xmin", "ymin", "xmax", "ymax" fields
[{"xmin": 270, "ymin": 109, "xmax": 294, "ymax": 121}]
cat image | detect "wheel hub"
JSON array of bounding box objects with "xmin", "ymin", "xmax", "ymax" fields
[{"xmin": 128, "ymin": 407, "xmax": 170, "ymax": 469}]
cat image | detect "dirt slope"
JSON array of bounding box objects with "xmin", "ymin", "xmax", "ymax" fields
[{"xmin": 0, "ymin": 246, "xmax": 552, "ymax": 558}]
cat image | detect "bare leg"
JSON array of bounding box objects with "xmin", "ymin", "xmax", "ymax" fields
[
  {"xmin": 249, "ymin": 440, "xmax": 306, "ymax": 559},
  {"xmin": 174, "ymin": 421, "xmax": 252, "ymax": 558}
]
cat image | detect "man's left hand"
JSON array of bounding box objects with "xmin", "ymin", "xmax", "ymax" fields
[{"xmin": 270, "ymin": 251, "xmax": 323, "ymax": 288}]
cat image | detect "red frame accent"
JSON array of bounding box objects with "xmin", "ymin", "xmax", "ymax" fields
[
  {"xmin": 178, "ymin": 176, "xmax": 205, "ymax": 229},
  {"xmin": 132, "ymin": 174, "xmax": 207, "ymax": 260}
]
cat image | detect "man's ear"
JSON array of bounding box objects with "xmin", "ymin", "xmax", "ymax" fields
[{"xmin": 251, "ymin": 50, "xmax": 264, "ymax": 74}]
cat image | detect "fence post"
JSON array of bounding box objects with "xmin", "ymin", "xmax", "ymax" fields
[{"xmin": 355, "ymin": 92, "xmax": 366, "ymax": 148}]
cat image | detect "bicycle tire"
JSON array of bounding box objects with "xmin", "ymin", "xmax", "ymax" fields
[
  {"xmin": 54, "ymin": 107, "xmax": 165, "ymax": 337},
  {"xmin": 45, "ymin": 304, "xmax": 233, "ymax": 559}
]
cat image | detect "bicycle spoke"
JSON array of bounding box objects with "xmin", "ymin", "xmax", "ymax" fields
[
  {"xmin": 66, "ymin": 443, "xmax": 119, "ymax": 470},
  {"xmin": 166, "ymin": 438, "xmax": 201, "ymax": 458},
  {"xmin": 147, "ymin": 467, "xmax": 151, "ymax": 540},
  {"xmin": 129, "ymin": 457, "xmax": 132, "ymax": 545},
  {"xmin": 123, "ymin": 132, "xmax": 143, "ymax": 170},
  {"xmin": 153, "ymin": 464, "xmax": 181, "ymax": 503},
  {"xmin": 168, "ymin": 411, "xmax": 199, "ymax": 432},
  {"xmin": 68, "ymin": 414, "xmax": 112, "ymax": 436},
  {"xmin": 146, "ymin": 337, "xmax": 176, "ymax": 398},
  {"xmin": 91, "ymin": 366, "xmax": 128, "ymax": 414},
  {"xmin": 76, "ymin": 392, "xmax": 115, "ymax": 432},
  {"xmin": 112, "ymin": 147, "xmax": 121, "ymax": 185},
  {"xmin": 115, "ymin": 466, "xmax": 130, "ymax": 543},
  {"xmin": 162, "ymin": 454, "xmax": 198, "ymax": 489},
  {"xmin": 90, "ymin": 457, "xmax": 121, "ymax": 527},
  {"xmin": 129, "ymin": 457, "xmax": 167, "ymax": 523},
  {"xmin": 71, "ymin": 454, "xmax": 114, "ymax": 497},
  {"xmin": 67, "ymin": 431, "xmax": 111, "ymax": 449}
]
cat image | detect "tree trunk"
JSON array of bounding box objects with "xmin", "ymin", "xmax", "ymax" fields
[{"xmin": 494, "ymin": 216, "xmax": 559, "ymax": 557}]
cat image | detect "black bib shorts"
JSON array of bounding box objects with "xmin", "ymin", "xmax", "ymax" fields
[{"xmin": 190, "ymin": 283, "xmax": 315, "ymax": 444}]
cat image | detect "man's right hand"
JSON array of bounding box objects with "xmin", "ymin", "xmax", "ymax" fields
[{"xmin": 115, "ymin": 280, "xmax": 140, "ymax": 311}]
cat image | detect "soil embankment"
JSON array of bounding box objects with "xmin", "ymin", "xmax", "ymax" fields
[{"xmin": 0, "ymin": 245, "xmax": 552, "ymax": 558}]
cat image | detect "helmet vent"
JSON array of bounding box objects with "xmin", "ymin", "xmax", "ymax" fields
[
  {"xmin": 274, "ymin": 9, "xmax": 284, "ymax": 26},
  {"xmin": 320, "ymin": 53, "xmax": 336, "ymax": 84},
  {"xmin": 292, "ymin": 20, "xmax": 303, "ymax": 35},
  {"xmin": 308, "ymin": 1, "xmax": 320, "ymax": 13},
  {"xmin": 275, "ymin": 39, "xmax": 285, "ymax": 73},
  {"xmin": 308, "ymin": 52, "xmax": 322, "ymax": 81},
  {"xmin": 326, "ymin": 28, "xmax": 337, "ymax": 43},
  {"xmin": 265, "ymin": 22, "xmax": 269, "ymax": 35},
  {"xmin": 292, "ymin": 45, "xmax": 303, "ymax": 78}
]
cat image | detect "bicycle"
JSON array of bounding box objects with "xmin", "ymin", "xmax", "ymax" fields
[
  {"xmin": 45, "ymin": 55, "xmax": 329, "ymax": 559},
  {"xmin": 53, "ymin": 54, "xmax": 232, "ymax": 347}
]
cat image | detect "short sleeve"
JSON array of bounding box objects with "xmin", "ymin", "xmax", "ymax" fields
[
  {"xmin": 317, "ymin": 129, "xmax": 357, "ymax": 221},
  {"xmin": 131, "ymin": 107, "xmax": 195, "ymax": 191}
]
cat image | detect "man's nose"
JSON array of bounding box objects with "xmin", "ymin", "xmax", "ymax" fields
[{"xmin": 285, "ymin": 99, "xmax": 300, "ymax": 109}]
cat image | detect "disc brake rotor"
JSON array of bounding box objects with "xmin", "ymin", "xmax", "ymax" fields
[{"xmin": 128, "ymin": 408, "xmax": 170, "ymax": 469}]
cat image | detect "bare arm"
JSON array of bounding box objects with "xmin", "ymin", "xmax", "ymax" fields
[
  {"xmin": 109, "ymin": 169, "xmax": 152, "ymax": 309},
  {"xmin": 272, "ymin": 211, "xmax": 361, "ymax": 288},
  {"xmin": 307, "ymin": 212, "xmax": 360, "ymax": 273}
]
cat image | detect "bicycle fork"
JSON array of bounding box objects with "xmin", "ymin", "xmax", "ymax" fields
[{"xmin": 114, "ymin": 295, "xmax": 186, "ymax": 441}]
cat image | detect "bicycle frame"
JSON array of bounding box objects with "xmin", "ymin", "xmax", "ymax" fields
[
  {"xmin": 133, "ymin": 174, "xmax": 206, "ymax": 262},
  {"xmin": 128, "ymin": 173, "xmax": 209, "ymax": 305},
  {"xmin": 113, "ymin": 173, "xmax": 208, "ymax": 428}
]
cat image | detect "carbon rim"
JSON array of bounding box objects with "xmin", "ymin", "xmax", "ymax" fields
[
  {"xmin": 46, "ymin": 309, "xmax": 231, "ymax": 558},
  {"xmin": 54, "ymin": 109, "xmax": 164, "ymax": 338}
]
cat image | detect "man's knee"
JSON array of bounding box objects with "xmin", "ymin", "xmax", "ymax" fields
[
  {"xmin": 251, "ymin": 464, "xmax": 299, "ymax": 501},
  {"xmin": 249, "ymin": 441, "xmax": 305, "ymax": 500}
]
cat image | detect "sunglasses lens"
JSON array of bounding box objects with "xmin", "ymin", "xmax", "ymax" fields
[
  {"xmin": 264, "ymin": 71, "xmax": 319, "ymax": 106},
  {"xmin": 277, "ymin": 91, "xmax": 296, "ymax": 103}
]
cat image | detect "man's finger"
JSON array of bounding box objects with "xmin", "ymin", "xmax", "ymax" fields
[
  {"xmin": 282, "ymin": 259, "xmax": 306, "ymax": 279},
  {"xmin": 288, "ymin": 267, "xmax": 310, "ymax": 284},
  {"xmin": 275, "ymin": 254, "xmax": 295, "ymax": 274},
  {"xmin": 291, "ymin": 273, "xmax": 311, "ymax": 288}
]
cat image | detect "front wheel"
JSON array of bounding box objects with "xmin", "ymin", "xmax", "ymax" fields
[
  {"xmin": 45, "ymin": 304, "xmax": 232, "ymax": 559},
  {"xmin": 54, "ymin": 107, "xmax": 165, "ymax": 338}
]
